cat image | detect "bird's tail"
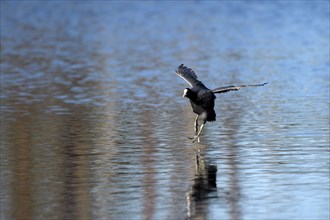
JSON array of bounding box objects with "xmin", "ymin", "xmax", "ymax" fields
[{"xmin": 207, "ymin": 109, "xmax": 216, "ymax": 122}]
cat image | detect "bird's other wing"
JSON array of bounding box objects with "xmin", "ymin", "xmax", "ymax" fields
[
  {"xmin": 175, "ymin": 64, "xmax": 201, "ymax": 87},
  {"xmin": 212, "ymin": 82, "xmax": 268, "ymax": 93}
]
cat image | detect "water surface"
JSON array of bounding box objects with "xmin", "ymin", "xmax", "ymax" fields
[{"xmin": 1, "ymin": 1, "xmax": 329, "ymax": 220}]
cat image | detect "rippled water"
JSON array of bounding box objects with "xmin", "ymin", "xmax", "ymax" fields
[{"xmin": 1, "ymin": 1, "xmax": 329, "ymax": 220}]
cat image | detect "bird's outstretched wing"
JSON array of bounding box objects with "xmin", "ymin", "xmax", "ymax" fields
[
  {"xmin": 212, "ymin": 82, "xmax": 268, "ymax": 93},
  {"xmin": 175, "ymin": 64, "xmax": 201, "ymax": 87}
]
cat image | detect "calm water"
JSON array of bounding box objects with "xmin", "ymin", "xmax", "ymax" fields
[{"xmin": 1, "ymin": 1, "xmax": 329, "ymax": 220}]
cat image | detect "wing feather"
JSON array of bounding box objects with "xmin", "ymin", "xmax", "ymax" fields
[
  {"xmin": 212, "ymin": 82, "xmax": 268, "ymax": 93},
  {"xmin": 175, "ymin": 64, "xmax": 201, "ymax": 87}
]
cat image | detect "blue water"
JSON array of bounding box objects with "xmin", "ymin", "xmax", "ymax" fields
[{"xmin": 1, "ymin": 1, "xmax": 329, "ymax": 220}]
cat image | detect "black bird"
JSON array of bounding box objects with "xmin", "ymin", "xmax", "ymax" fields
[{"xmin": 176, "ymin": 64, "xmax": 268, "ymax": 143}]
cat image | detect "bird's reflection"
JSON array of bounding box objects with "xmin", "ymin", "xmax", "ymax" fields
[{"xmin": 186, "ymin": 147, "xmax": 218, "ymax": 219}]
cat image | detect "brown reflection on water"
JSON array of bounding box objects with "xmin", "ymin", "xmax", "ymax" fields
[
  {"xmin": 57, "ymin": 109, "xmax": 93, "ymax": 220},
  {"xmin": 222, "ymin": 98, "xmax": 244, "ymax": 220},
  {"xmin": 140, "ymin": 108, "xmax": 157, "ymax": 220},
  {"xmin": 5, "ymin": 104, "xmax": 96, "ymax": 220},
  {"xmin": 11, "ymin": 114, "xmax": 33, "ymax": 220}
]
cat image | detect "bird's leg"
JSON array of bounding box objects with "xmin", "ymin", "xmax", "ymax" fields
[
  {"xmin": 191, "ymin": 123, "xmax": 205, "ymax": 143},
  {"xmin": 194, "ymin": 115, "xmax": 200, "ymax": 143},
  {"xmin": 188, "ymin": 115, "xmax": 201, "ymax": 142},
  {"xmin": 194, "ymin": 115, "xmax": 199, "ymax": 135}
]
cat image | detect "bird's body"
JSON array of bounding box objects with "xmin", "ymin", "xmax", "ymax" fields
[
  {"xmin": 176, "ymin": 64, "xmax": 267, "ymax": 143},
  {"xmin": 188, "ymin": 89, "xmax": 216, "ymax": 122}
]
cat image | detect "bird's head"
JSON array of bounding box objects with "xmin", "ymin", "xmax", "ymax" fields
[
  {"xmin": 183, "ymin": 88, "xmax": 196, "ymax": 99},
  {"xmin": 183, "ymin": 88, "xmax": 188, "ymax": 97}
]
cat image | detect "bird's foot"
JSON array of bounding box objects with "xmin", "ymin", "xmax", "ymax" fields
[{"xmin": 188, "ymin": 136, "xmax": 200, "ymax": 143}]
